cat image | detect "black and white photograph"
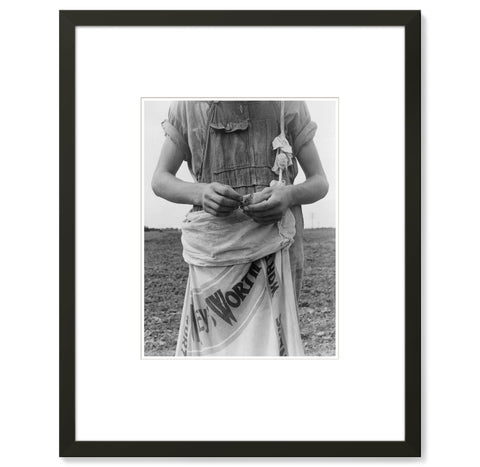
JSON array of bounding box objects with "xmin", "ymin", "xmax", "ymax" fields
[{"xmin": 143, "ymin": 99, "xmax": 337, "ymax": 357}]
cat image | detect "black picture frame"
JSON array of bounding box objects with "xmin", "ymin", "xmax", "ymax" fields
[{"xmin": 60, "ymin": 10, "xmax": 421, "ymax": 457}]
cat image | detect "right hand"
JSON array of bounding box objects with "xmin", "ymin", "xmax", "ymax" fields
[{"xmin": 202, "ymin": 182, "xmax": 242, "ymax": 217}]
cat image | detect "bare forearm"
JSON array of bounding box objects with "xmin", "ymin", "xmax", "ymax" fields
[
  {"xmin": 287, "ymin": 140, "xmax": 329, "ymax": 206},
  {"xmin": 151, "ymin": 137, "xmax": 243, "ymax": 215},
  {"xmin": 287, "ymin": 174, "xmax": 329, "ymax": 207},
  {"xmin": 152, "ymin": 171, "xmax": 206, "ymax": 206}
]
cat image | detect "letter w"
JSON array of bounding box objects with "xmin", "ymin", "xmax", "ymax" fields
[{"xmin": 205, "ymin": 290, "xmax": 237, "ymax": 326}]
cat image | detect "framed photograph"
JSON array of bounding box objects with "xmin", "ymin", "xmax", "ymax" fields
[{"xmin": 60, "ymin": 10, "xmax": 421, "ymax": 457}]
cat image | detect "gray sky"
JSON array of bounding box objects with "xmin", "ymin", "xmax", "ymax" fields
[{"xmin": 143, "ymin": 100, "xmax": 336, "ymax": 228}]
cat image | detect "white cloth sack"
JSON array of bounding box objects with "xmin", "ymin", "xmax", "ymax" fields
[{"xmin": 176, "ymin": 209, "xmax": 304, "ymax": 356}]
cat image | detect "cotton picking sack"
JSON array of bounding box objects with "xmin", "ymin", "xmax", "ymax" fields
[{"xmin": 176, "ymin": 208, "xmax": 304, "ymax": 357}]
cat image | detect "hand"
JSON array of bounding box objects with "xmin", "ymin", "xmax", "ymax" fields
[
  {"xmin": 243, "ymin": 184, "xmax": 293, "ymax": 224},
  {"xmin": 202, "ymin": 182, "xmax": 242, "ymax": 217}
]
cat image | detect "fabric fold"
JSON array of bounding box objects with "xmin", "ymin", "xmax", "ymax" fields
[{"xmin": 181, "ymin": 208, "xmax": 296, "ymax": 267}]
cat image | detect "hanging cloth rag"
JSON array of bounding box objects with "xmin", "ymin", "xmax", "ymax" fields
[{"xmin": 271, "ymin": 101, "xmax": 294, "ymax": 184}]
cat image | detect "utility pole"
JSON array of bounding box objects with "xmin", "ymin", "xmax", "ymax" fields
[{"xmin": 311, "ymin": 212, "xmax": 314, "ymax": 229}]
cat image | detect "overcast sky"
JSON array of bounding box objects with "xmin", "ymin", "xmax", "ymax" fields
[{"xmin": 143, "ymin": 100, "xmax": 337, "ymax": 229}]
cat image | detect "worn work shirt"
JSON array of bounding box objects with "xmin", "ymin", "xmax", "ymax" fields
[
  {"xmin": 162, "ymin": 100, "xmax": 317, "ymax": 300},
  {"xmin": 162, "ymin": 101, "xmax": 317, "ymax": 191}
]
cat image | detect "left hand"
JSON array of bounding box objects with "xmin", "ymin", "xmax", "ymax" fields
[{"xmin": 243, "ymin": 184, "xmax": 292, "ymax": 224}]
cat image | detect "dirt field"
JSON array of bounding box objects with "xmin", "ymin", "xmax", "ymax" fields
[{"xmin": 144, "ymin": 228, "xmax": 336, "ymax": 356}]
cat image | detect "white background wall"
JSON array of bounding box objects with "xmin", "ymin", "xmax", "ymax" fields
[{"xmin": 1, "ymin": 0, "xmax": 479, "ymax": 465}]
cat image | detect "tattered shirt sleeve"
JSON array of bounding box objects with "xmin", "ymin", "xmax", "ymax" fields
[
  {"xmin": 284, "ymin": 101, "xmax": 318, "ymax": 155},
  {"xmin": 161, "ymin": 102, "xmax": 192, "ymax": 163}
]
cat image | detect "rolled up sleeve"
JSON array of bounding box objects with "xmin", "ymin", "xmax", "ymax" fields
[
  {"xmin": 285, "ymin": 101, "xmax": 318, "ymax": 155},
  {"xmin": 161, "ymin": 102, "xmax": 192, "ymax": 163}
]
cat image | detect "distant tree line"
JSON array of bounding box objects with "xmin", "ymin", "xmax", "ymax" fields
[{"xmin": 144, "ymin": 226, "xmax": 179, "ymax": 232}]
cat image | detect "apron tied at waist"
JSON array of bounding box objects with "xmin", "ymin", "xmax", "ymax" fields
[{"xmin": 181, "ymin": 208, "xmax": 296, "ymax": 267}]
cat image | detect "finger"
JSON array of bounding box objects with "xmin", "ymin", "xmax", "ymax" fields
[
  {"xmin": 204, "ymin": 205, "xmax": 231, "ymax": 217},
  {"xmin": 204, "ymin": 206, "xmax": 217, "ymax": 216},
  {"xmin": 209, "ymin": 193, "xmax": 240, "ymax": 208},
  {"xmin": 244, "ymin": 200, "xmax": 278, "ymax": 213},
  {"xmin": 213, "ymin": 184, "xmax": 243, "ymax": 202},
  {"xmin": 250, "ymin": 190, "xmax": 272, "ymax": 205},
  {"xmin": 257, "ymin": 205, "xmax": 282, "ymax": 216},
  {"xmin": 206, "ymin": 200, "xmax": 234, "ymax": 213}
]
